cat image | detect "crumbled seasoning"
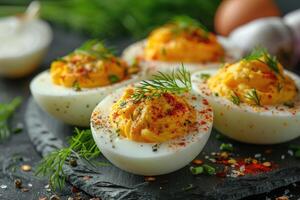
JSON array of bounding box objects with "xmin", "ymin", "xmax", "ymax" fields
[
  {"xmin": 21, "ymin": 188, "xmax": 30, "ymax": 192},
  {"xmin": 190, "ymin": 145, "xmax": 276, "ymax": 178},
  {"xmin": 145, "ymin": 176, "xmax": 156, "ymax": 182},
  {"xmin": 276, "ymin": 196, "xmax": 289, "ymax": 200},
  {"xmin": 69, "ymin": 158, "xmax": 78, "ymax": 167},
  {"xmin": 152, "ymin": 144, "xmax": 159, "ymax": 152},
  {"xmin": 192, "ymin": 159, "xmax": 203, "ymax": 165},
  {"xmin": 14, "ymin": 179, "xmax": 22, "ymax": 188},
  {"xmin": 21, "ymin": 164, "xmax": 32, "ymax": 172}
]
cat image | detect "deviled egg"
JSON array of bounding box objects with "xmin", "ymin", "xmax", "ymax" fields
[
  {"xmin": 91, "ymin": 68, "xmax": 213, "ymax": 175},
  {"xmin": 192, "ymin": 48, "xmax": 300, "ymax": 144},
  {"xmin": 30, "ymin": 40, "xmax": 142, "ymax": 127},
  {"xmin": 122, "ymin": 16, "xmax": 242, "ymax": 76}
]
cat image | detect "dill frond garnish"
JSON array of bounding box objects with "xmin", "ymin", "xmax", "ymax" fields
[
  {"xmin": 244, "ymin": 48, "xmax": 281, "ymax": 76},
  {"xmin": 0, "ymin": 97, "xmax": 22, "ymax": 141},
  {"xmin": 245, "ymin": 89, "xmax": 261, "ymax": 106},
  {"xmin": 35, "ymin": 128, "xmax": 101, "ymax": 189},
  {"xmin": 230, "ymin": 92, "xmax": 240, "ymax": 105},
  {"xmin": 74, "ymin": 39, "xmax": 114, "ymax": 59},
  {"xmin": 132, "ymin": 65, "xmax": 191, "ymax": 102},
  {"xmin": 170, "ymin": 15, "xmax": 209, "ymax": 38}
]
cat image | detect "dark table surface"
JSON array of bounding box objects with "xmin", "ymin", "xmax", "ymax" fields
[{"xmin": 0, "ymin": 27, "xmax": 300, "ymax": 200}]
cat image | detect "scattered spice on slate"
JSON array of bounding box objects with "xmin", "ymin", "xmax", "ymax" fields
[
  {"xmin": 192, "ymin": 159, "xmax": 203, "ymax": 165},
  {"xmin": 83, "ymin": 175, "xmax": 92, "ymax": 181},
  {"xmin": 21, "ymin": 188, "xmax": 29, "ymax": 192},
  {"xmin": 21, "ymin": 164, "xmax": 32, "ymax": 172},
  {"xmin": 69, "ymin": 158, "xmax": 78, "ymax": 167},
  {"xmin": 145, "ymin": 176, "xmax": 156, "ymax": 182},
  {"xmin": 182, "ymin": 183, "xmax": 194, "ymax": 191},
  {"xmin": 14, "ymin": 178, "xmax": 22, "ymax": 188},
  {"xmin": 50, "ymin": 194, "xmax": 61, "ymax": 200},
  {"xmin": 276, "ymin": 196, "xmax": 289, "ymax": 200},
  {"xmin": 72, "ymin": 186, "xmax": 80, "ymax": 193}
]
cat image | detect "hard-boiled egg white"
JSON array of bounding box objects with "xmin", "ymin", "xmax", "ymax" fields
[
  {"xmin": 30, "ymin": 71, "xmax": 142, "ymax": 127},
  {"xmin": 192, "ymin": 69, "xmax": 300, "ymax": 144},
  {"xmin": 122, "ymin": 37, "xmax": 242, "ymax": 78},
  {"xmin": 90, "ymin": 85, "xmax": 213, "ymax": 175}
]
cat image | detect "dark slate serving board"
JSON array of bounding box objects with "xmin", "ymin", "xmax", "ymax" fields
[{"xmin": 25, "ymin": 97, "xmax": 300, "ymax": 200}]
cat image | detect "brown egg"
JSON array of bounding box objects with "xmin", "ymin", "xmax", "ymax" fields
[{"xmin": 215, "ymin": 0, "xmax": 281, "ymax": 36}]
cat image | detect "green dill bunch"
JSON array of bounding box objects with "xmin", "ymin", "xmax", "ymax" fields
[
  {"xmin": 167, "ymin": 15, "xmax": 209, "ymax": 39},
  {"xmin": 243, "ymin": 47, "xmax": 284, "ymax": 78},
  {"xmin": 131, "ymin": 65, "xmax": 192, "ymax": 102}
]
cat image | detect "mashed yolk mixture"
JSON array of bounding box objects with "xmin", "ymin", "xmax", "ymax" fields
[
  {"xmin": 51, "ymin": 53, "xmax": 128, "ymax": 88},
  {"xmin": 207, "ymin": 56, "xmax": 298, "ymax": 105},
  {"xmin": 144, "ymin": 24, "xmax": 225, "ymax": 63},
  {"xmin": 110, "ymin": 88, "xmax": 197, "ymax": 143}
]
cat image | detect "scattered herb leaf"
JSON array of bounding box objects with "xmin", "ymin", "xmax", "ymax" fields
[
  {"xmin": 200, "ymin": 73, "xmax": 211, "ymax": 81},
  {"xmin": 108, "ymin": 75, "xmax": 120, "ymax": 84},
  {"xmin": 245, "ymin": 89, "xmax": 261, "ymax": 106},
  {"xmin": 203, "ymin": 164, "xmax": 216, "ymax": 175},
  {"xmin": 72, "ymin": 81, "xmax": 82, "ymax": 91},
  {"xmin": 220, "ymin": 143, "xmax": 234, "ymax": 152},
  {"xmin": 190, "ymin": 166, "xmax": 204, "ymax": 175},
  {"xmin": 283, "ymin": 101, "xmax": 295, "ymax": 108},
  {"xmin": 230, "ymin": 92, "xmax": 240, "ymax": 105}
]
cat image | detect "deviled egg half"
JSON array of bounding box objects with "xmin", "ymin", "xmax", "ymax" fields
[
  {"xmin": 91, "ymin": 67, "xmax": 213, "ymax": 175},
  {"xmin": 122, "ymin": 16, "xmax": 242, "ymax": 76},
  {"xmin": 192, "ymin": 48, "xmax": 300, "ymax": 144},
  {"xmin": 30, "ymin": 40, "xmax": 142, "ymax": 127}
]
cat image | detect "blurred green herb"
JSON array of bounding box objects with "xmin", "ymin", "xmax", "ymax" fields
[
  {"xmin": 1, "ymin": 0, "xmax": 221, "ymax": 38},
  {"xmin": 0, "ymin": 97, "xmax": 22, "ymax": 141},
  {"xmin": 171, "ymin": 15, "xmax": 209, "ymax": 37},
  {"xmin": 74, "ymin": 40, "xmax": 114, "ymax": 59},
  {"xmin": 35, "ymin": 128, "xmax": 101, "ymax": 189}
]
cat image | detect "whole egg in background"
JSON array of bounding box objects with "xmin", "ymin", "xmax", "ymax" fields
[{"xmin": 214, "ymin": 0, "xmax": 281, "ymax": 36}]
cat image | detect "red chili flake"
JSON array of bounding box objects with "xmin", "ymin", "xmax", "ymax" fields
[
  {"xmin": 72, "ymin": 186, "xmax": 79, "ymax": 193},
  {"xmin": 202, "ymin": 99, "xmax": 209, "ymax": 105},
  {"xmin": 199, "ymin": 120, "xmax": 206, "ymax": 125}
]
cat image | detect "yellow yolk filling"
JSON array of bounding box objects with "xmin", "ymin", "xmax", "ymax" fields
[
  {"xmin": 110, "ymin": 88, "xmax": 197, "ymax": 143},
  {"xmin": 207, "ymin": 57, "xmax": 298, "ymax": 105},
  {"xmin": 50, "ymin": 53, "xmax": 128, "ymax": 88},
  {"xmin": 144, "ymin": 24, "xmax": 225, "ymax": 63}
]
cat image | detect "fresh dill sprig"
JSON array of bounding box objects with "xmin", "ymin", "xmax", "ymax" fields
[
  {"xmin": 0, "ymin": 97, "xmax": 22, "ymax": 141},
  {"xmin": 245, "ymin": 89, "xmax": 261, "ymax": 106},
  {"xmin": 244, "ymin": 48, "xmax": 281, "ymax": 76},
  {"xmin": 230, "ymin": 92, "xmax": 240, "ymax": 105},
  {"xmin": 35, "ymin": 128, "xmax": 101, "ymax": 189},
  {"xmin": 171, "ymin": 15, "xmax": 209, "ymax": 38},
  {"xmin": 74, "ymin": 39, "xmax": 114, "ymax": 59},
  {"xmin": 132, "ymin": 65, "xmax": 191, "ymax": 102}
]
